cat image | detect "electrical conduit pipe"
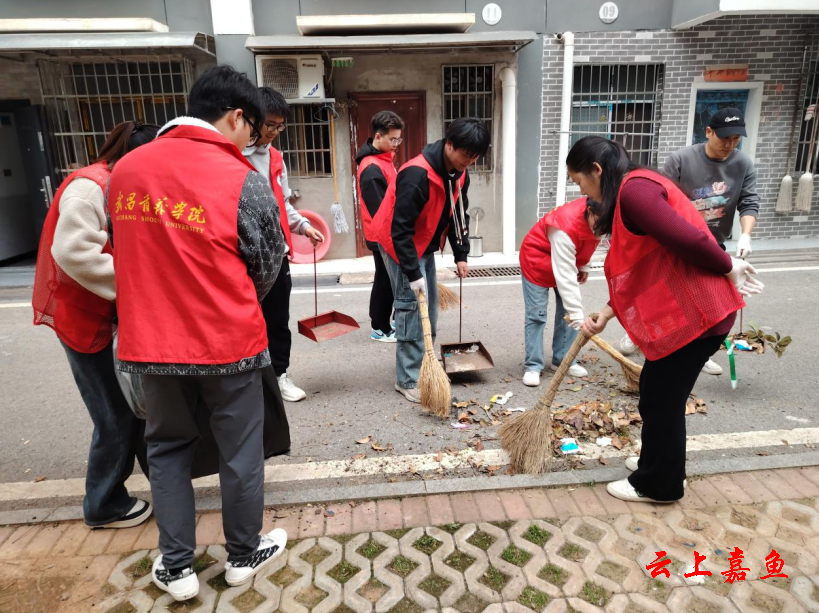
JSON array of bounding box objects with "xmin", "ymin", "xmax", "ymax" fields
[
  {"xmin": 556, "ymin": 32, "xmax": 574, "ymax": 208},
  {"xmin": 499, "ymin": 67, "xmax": 517, "ymax": 256}
]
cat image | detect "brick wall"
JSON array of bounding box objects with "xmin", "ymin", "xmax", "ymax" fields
[
  {"xmin": 0, "ymin": 58, "xmax": 42, "ymax": 105},
  {"xmin": 538, "ymin": 14, "xmax": 819, "ymax": 240}
]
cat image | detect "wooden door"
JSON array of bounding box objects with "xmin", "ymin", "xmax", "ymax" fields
[{"xmin": 349, "ymin": 91, "xmax": 426, "ymax": 257}]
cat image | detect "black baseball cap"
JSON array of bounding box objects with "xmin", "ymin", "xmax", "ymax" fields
[{"xmin": 708, "ymin": 107, "xmax": 747, "ymax": 138}]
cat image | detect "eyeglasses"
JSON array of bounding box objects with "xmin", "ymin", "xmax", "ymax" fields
[
  {"xmin": 263, "ymin": 122, "xmax": 287, "ymax": 134},
  {"xmin": 389, "ymin": 137, "xmax": 403, "ymax": 146},
  {"xmin": 222, "ymin": 107, "xmax": 262, "ymax": 140}
]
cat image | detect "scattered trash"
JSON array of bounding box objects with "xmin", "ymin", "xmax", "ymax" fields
[
  {"xmin": 490, "ymin": 391, "xmax": 514, "ymax": 405},
  {"xmin": 506, "ymin": 407, "xmax": 527, "ymax": 413},
  {"xmin": 595, "ymin": 437, "xmax": 612, "ymax": 447},
  {"xmin": 451, "ymin": 422, "xmax": 470, "ymax": 429},
  {"xmin": 559, "ymin": 438, "xmax": 580, "ymax": 454},
  {"xmin": 324, "ymin": 509, "xmax": 335, "ymax": 517},
  {"xmin": 356, "ymin": 435, "xmax": 372, "ymax": 444},
  {"xmin": 371, "ymin": 441, "xmax": 392, "ymax": 452},
  {"xmin": 33, "ymin": 476, "xmax": 46, "ymax": 483},
  {"xmin": 685, "ymin": 397, "xmax": 708, "ymax": 415},
  {"xmin": 734, "ymin": 339, "xmax": 752, "ymax": 351}
]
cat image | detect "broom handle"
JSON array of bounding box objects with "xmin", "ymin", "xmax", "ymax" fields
[
  {"xmin": 313, "ymin": 246, "xmax": 318, "ymax": 318},
  {"xmin": 459, "ymin": 275, "xmax": 463, "ymax": 343},
  {"xmin": 560, "ymin": 314, "xmax": 640, "ymax": 371},
  {"xmin": 535, "ymin": 331, "xmax": 591, "ymax": 411},
  {"xmin": 418, "ymin": 292, "xmax": 437, "ymax": 359},
  {"xmin": 785, "ymin": 46, "xmax": 808, "ymax": 174}
]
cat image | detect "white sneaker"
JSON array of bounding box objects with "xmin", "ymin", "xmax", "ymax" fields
[
  {"xmin": 225, "ymin": 528, "xmax": 288, "ymax": 587},
  {"xmin": 277, "ymin": 373, "xmax": 306, "ymax": 402},
  {"xmin": 92, "ymin": 499, "xmax": 152, "ymax": 529},
  {"xmin": 619, "ymin": 334, "xmax": 637, "ymax": 356},
  {"xmin": 152, "ymin": 555, "xmax": 199, "ymax": 602},
  {"xmin": 395, "ymin": 384, "xmax": 421, "ymax": 404},
  {"xmin": 624, "ymin": 458, "xmax": 687, "ymax": 487},
  {"xmin": 370, "ymin": 328, "xmax": 397, "ymax": 343},
  {"xmin": 522, "ymin": 371, "xmax": 541, "ymax": 387},
  {"xmin": 701, "ymin": 359, "xmax": 723, "ymax": 375},
  {"xmin": 549, "ymin": 363, "xmax": 588, "ymax": 378},
  {"xmin": 606, "ymin": 478, "xmax": 675, "ymax": 504}
]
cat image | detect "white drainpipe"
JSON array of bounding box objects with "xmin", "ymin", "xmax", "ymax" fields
[
  {"xmin": 499, "ymin": 67, "xmax": 517, "ymax": 256},
  {"xmin": 555, "ymin": 32, "xmax": 574, "ymax": 207}
]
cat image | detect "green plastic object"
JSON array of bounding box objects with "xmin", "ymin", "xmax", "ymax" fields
[{"xmin": 724, "ymin": 338, "xmax": 737, "ymax": 390}]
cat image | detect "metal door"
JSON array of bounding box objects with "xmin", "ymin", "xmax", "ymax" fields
[{"xmin": 14, "ymin": 105, "xmax": 59, "ymax": 241}]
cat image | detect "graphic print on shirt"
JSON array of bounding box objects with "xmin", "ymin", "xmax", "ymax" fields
[{"xmin": 691, "ymin": 181, "xmax": 732, "ymax": 228}]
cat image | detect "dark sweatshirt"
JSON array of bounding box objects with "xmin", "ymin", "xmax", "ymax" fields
[
  {"xmin": 391, "ymin": 139, "xmax": 470, "ymax": 282},
  {"xmin": 355, "ymin": 139, "xmax": 391, "ymax": 251}
]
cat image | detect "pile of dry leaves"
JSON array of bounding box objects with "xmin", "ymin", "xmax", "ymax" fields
[{"xmin": 551, "ymin": 401, "xmax": 641, "ymax": 453}]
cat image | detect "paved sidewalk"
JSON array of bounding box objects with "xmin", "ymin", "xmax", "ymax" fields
[{"xmin": 2, "ymin": 466, "xmax": 819, "ymax": 613}]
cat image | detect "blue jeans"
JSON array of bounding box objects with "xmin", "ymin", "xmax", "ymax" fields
[
  {"xmin": 379, "ymin": 246, "xmax": 439, "ymax": 389},
  {"xmin": 521, "ymin": 276, "xmax": 578, "ymax": 373},
  {"xmin": 61, "ymin": 341, "xmax": 145, "ymax": 525}
]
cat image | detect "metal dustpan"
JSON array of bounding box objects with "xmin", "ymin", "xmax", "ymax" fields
[
  {"xmin": 440, "ymin": 277, "xmax": 494, "ymax": 374},
  {"xmin": 297, "ymin": 247, "xmax": 359, "ymax": 342}
]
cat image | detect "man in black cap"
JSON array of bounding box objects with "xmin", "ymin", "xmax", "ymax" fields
[{"xmin": 618, "ymin": 107, "xmax": 759, "ymax": 376}]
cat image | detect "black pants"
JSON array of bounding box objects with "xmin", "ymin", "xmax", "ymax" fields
[
  {"xmin": 369, "ymin": 245, "xmax": 394, "ymax": 334},
  {"xmin": 261, "ymin": 258, "xmax": 292, "ymax": 376},
  {"xmin": 62, "ymin": 340, "xmax": 147, "ymax": 525},
  {"xmin": 141, "ymin": 369, "xmax": 264, "ymax": 568},
  {"xmin": 628, "ymin": 334, "xmax": 725, "ymax": 502}
]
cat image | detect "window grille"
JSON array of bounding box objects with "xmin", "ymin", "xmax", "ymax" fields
[
  {"xmin": 796, "ymin": 35, "xmax": 819, "ymax": 174},
  {"xmin": 38, "ymin": 57, "xmax": 195, "ymax": 178},
  {"xmin": 278, "ymin": 103, "xmax": 332, "ymax": 178},
  {"xmin": 442, "ymin": 64, "xmax": 494, "ymax": 171},
  {"xmin": 571, "ymin": 63, "xmax": 664, "ymax": 166}
]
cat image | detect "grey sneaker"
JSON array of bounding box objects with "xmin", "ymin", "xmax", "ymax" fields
[{"xmin": 394, "ymin": 384, "xmax": 421, "ymax": 404}]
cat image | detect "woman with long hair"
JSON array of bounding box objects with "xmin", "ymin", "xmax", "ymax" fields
[
  {"xmin": 567, "ymin": 136, "xmax": 762, "ymax": 503},
  {"xmin": 32, "ymin": 121, "xmax": 159, "ymax": 528}
]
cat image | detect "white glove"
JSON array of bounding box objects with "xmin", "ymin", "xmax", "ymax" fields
[
  {"xmin": 409, "ymin": 277, "xmax": 427, "ymax": 295},
  {"xmin": 736, "ymin": 233, "xmax": 752, "ymax": 259},
  {"xmin": 726, "ymin": 257, "xmax": 764, "ymax": 296},
  {"xmin": 567, "ymin": 314, "xmax": 584, "ymax": 331}
]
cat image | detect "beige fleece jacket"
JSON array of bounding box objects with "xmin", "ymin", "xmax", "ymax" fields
[{"xmin": 51, "ymin": 177, "xmax": 116, "ymax": 301}]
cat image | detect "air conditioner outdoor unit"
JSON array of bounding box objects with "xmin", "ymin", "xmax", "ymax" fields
[{"xmin": 256, "ymin": 55, "xmax": 326, "ymax": 101}]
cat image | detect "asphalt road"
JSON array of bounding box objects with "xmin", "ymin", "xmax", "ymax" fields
[{"xmin": 1, "ymin": 257, "xmax": 817, "ymax": 490}]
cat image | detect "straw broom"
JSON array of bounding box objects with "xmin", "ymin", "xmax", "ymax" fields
[
  {"xmin": 588, "ymin": 335, "xmax": 642, "ymax": 392},
  {"xmin": 777, "ymin": 49, "xmax": 807, "ymax": 215},
  {"xmin": 438, "ymin": 283, "xmax": 459, "ymax": 311},
  {"xmin": 417, "ymin": 291, "xmax": 451, "ymax": 417},
  {"xmin": 500, "ymin": 329, "xmax": 591, "ymax": 474},
  {"xmin": 796, "ymin": 110, "xmax": 819, "ymax": 213}
]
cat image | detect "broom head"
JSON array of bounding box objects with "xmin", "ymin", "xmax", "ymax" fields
[
  {"xmin": 499, "ymin": 399, "xmax": 553, "ymax": 474},
  {"xmin": 437, "ymin": 283, "xmax": 459, "ymax": 311},
  {"xmin": 775, "ymin": 175, "xmax": 793, "ymax": 214},
  {"xmin": 417, "ymin": 292, "xmax": 451, "ymax": 417},
  {"xmin": 795, "ymin": 172, "xmax": 814, "ymax": 213}
]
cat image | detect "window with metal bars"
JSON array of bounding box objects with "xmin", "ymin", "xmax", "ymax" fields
[
  {"xmin": 38, "ymin": 57, "xmax": 194, "ymax": 177},
  {"xmin": 571, "ymin": 64, "xmax": 664, "ymax": 166},
  {"xmin": 278, "ymin": 103, "xmax": 332, "ymax": 178},
  {"xmin": 442, "ymin": 64, "xmax": 494, "ymax": 171},
  {"xmin": 795, "ymin": 37, "xmax": 819, "ymax": 174}
]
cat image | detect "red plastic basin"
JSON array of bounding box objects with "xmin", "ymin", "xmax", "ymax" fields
[{"xmin": 290, "ymin": 209, "xmax": 332, "ymax": 264}]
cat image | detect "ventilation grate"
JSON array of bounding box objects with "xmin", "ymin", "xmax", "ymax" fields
[
  {"xmin": 465, "ymin": 266, "xmax": 521, "ymax": 278},
  {"xmin": 260, "ymin": 58, "xmax": 299, "ymax": 100}
]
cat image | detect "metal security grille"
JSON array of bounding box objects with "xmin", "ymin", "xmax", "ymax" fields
[
  {"xmin": 795, "ymin": 35, "xmax": 819, "ymax": 174},
  {"xmin": 279, "ymin": 103, "xmax": 332, "ymax": 177},
  {"xmin": 571, "ymin": 63, "xmax": 664, "ymax": 166},
  {"xmin": 443, "ymin": 64, "xmax": 494, "ymax": 171},
  {"xmin": 465, "ymin": 265, "xmax": 521, "ymax": 278},
  {"xmin": 38, "ymin": 57, "xmax": 195, "ymax": 177}
]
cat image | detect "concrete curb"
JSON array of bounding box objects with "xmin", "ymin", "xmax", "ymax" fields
[{"xmin": 4, "ymin": 449, "xmax": 819, "ymax": 527}]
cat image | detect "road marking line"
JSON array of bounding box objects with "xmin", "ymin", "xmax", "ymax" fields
[
  {"xmin": 2, "ymin": 427, "xmax": 818, "ymax": 502},
  {"xmin": 1, "ymin": 265, "xmax": 817, "ymax": 306}
]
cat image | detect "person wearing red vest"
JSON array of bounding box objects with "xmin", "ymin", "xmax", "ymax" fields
[
  {"xmin": 568, "ymin": 136, "xmax": 762, "ymax": 504},
  {"xmin": 373, "ymin": 118, "xmax": 490, "ymax": 403},
  {"xmin": 355, "ymin": 110, "xmax": 404, "ymax": 343},
  {"xmin": 243, "ymin": 87, "xmax": 324, "ymax": 403},
  {"xmin": 518, "ymin": 198, "xmax": 601, "ymax": 387},
  {"xmin": 32, "ymin": 121, "xmax": 157, "ymax": 531},
  {"xmin": 110, "ymin": 66, "xmax": 289, "ymax": 601}
]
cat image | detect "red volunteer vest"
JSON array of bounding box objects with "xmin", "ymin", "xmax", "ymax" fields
[
  {"xmin": 374, "ymin": 154, "xmax": 467, "ymax": 262},
  {"xmin": 605, "ymin": 169, "xmax": 744, "ymax": 360},
  {"xmin": 519, "ymin": 198, "xmax": 599, "ymax": 288},
  {"xmin": 268, "ymin": 147, "xmax": 293, "ymax": 256},
  {"xmin": 356, "ymin": 150, "xmax": 396, "ymax": 242},
  {"xmin": 32, "ymin": 162, "xmax": 115, "ymax": 353},
  {"xmin": 110, "ymin": 125, "xmax": 268, "ymax": 364}
]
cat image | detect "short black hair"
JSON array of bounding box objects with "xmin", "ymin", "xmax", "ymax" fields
[
  {"xmin": 187, "ymin": 65, "xmax": 264, "ymax": 125},
  {"xmin": 259, "ymin": 86, "xmax": 289, "ymax": 118},
  {"xmin": 446, "ymin": 118, "xmax": 490, "ymax": 157},
  {"xmin": 372, "ymin": 110, "xmax": 404, "ymax": 135}
]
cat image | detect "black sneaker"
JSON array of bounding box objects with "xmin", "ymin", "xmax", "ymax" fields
[
  {"xmin": 224, "ymin": 528, "xmax": 288, "ymax": 586},
  {"xmin": 152, "ymin": 555, "xmax": 199, "ymax": 601},
  {"xmin": 91, "ymin": 499, "xmax": 153, "ymax": 529}
]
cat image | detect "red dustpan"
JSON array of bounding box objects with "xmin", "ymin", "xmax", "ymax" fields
[{"xmin": 297, "ymin": 247, "xmax": 359, "ymax": 342}]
